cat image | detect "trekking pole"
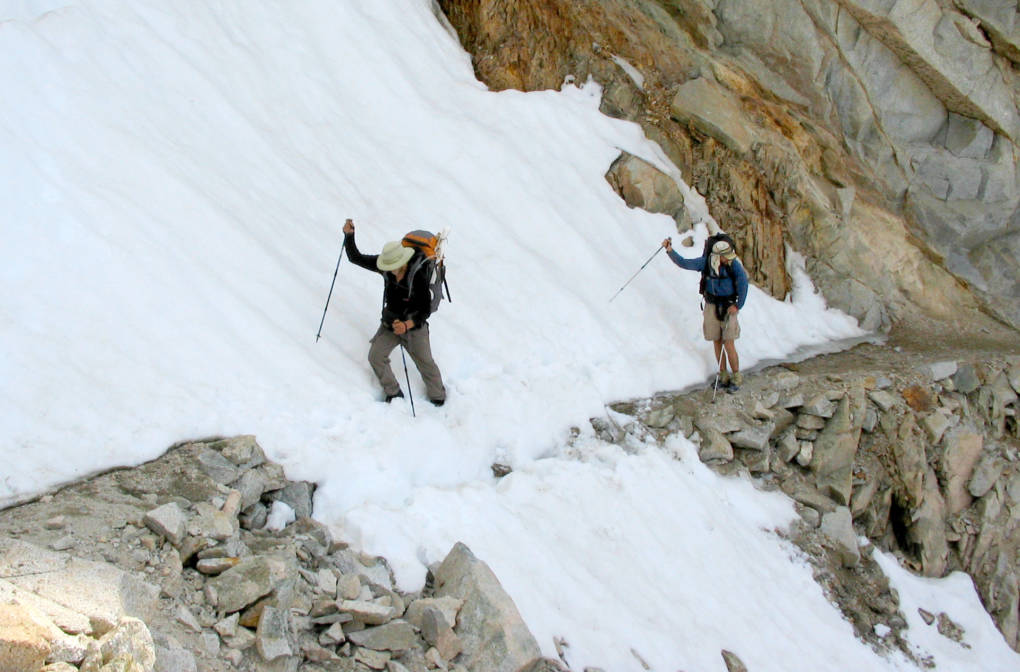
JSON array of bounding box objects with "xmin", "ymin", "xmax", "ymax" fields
[
  {"xmin": 609, "ymin": 244, "xmax": 665, "ymax": 303},
  {"xmin": 315, "ymin": 234, "xmax": 347, "ymax": 342},
  {"xmin": 400, "ymin": 345, "xmax": 416, "ymax": 417},
  {"xmin": 711, "ymin": 314, "xmax": 730, "ymax": 403}
]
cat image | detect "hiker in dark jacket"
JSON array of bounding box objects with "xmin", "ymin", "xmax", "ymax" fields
[
  {"xmin": 342, "ymin": 219, "xmax": 446, "ymax": 406},
  {"xmin": 663, "ymin": 234, "xmax": 749, "ymax": 391}
]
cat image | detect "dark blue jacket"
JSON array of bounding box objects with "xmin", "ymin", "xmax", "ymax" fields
[{"xmin": 667, "ymin": 249, "xmax": 749, "ymax": 309}]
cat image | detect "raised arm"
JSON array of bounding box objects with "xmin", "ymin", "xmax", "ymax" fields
[
  {"xmin": 342, "ymin": 219, "xmax": 381, "ymax": 273},
  {"xmin": 664, "ymin": 237, "xmax": 706, "ymax": 272}
]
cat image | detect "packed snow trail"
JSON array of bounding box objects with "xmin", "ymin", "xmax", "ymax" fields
[{"xmin": 3, "ymin": 1, "xmax": 1017, "ymax": 670}]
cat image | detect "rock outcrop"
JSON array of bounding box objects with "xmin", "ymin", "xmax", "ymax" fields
[
  {"xmin": 438, "ymin": 0, "xmax": 1020, "ymax": 332},
  {"xmin": 0, "ymin": 437, "xmax": 552, "ymax": 672},
  {"xmin": 603, "ymin": 346, "xmax": 1020, "ymax": 653}
]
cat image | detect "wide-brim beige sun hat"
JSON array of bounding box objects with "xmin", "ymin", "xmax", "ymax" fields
[
  {"xmin": 712, "ymin": 240, "xmax": 737, "ymax": 261},
  {"xmin": 376, "ymin": 241, "xmax": 415, "ymax": 271}
]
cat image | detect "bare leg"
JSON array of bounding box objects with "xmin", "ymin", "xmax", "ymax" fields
[
  {"xmin": 714, "ymin": 340, "xmax": 728, "ymax": 373},
  {"xmin": 723, "ymin": 340, "xmax": 739, "ymax": 374}
]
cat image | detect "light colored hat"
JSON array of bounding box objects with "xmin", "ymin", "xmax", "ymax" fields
[
  {"xmin": 712, "ymin": 240, "xmax": 737, "ymax": 261},
  {"xmin": 376, "ymin": 241, "xmax": 415, "ymax": 271}
]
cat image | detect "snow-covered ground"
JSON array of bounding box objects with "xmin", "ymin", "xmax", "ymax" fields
[{"xmin": 2, "ymin": 1, "xmax": 1017, "ymax": 670}]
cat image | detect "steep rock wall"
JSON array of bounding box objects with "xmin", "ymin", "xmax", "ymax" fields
[{"xmin": 437, "ymin": 0, "xmax": 1019, "ymax": 332}]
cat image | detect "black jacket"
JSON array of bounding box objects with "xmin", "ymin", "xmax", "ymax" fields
[{"xmin": 344, "ymin": 232, "xmax": 432, "ymax": 330}]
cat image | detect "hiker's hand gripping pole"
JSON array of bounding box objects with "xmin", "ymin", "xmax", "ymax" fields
[
  {"xmin": 315, "ymin": 219, "xmax": 352, "ymax": 342},
  {"xmin": 608, "ymin": 241, "xmax": 667, "ymax": 303}
]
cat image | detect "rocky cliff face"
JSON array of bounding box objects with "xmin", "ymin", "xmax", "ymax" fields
[{"xmin": 437, "ymin": 0, "xmax": 1020, "ymax": 332}]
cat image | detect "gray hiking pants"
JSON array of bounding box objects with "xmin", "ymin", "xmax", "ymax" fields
[{"xmin": 368, "ymin": 323, "xmax": 446, "ymax": 401}]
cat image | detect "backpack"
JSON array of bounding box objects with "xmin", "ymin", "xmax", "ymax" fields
[
  {"xmin": 401, "ymin": 229, "xmax": 450, "ymax": 314},
  {"xmin": 698, "ymin": 231, "xmax": 737, "ymax": 299}
]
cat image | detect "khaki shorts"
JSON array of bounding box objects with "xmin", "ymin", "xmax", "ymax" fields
[{"xmin": 703, "ymin": 303, "xmax": 740, "ymax": 341}]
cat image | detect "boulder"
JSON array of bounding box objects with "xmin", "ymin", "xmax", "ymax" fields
[
  {"xmin": 143, "ymin": 503, "xmax": 188, "ymax": 547},
  {"xmin": 432, "ymin": 543, "xmax": 541, "ymax": 672},
  {"xmin": 209, "ymin": 557, "xmax": 287, "ymax": 614},
  {"xmin": 98, "ymin": 618, "xmax": 156, "ymax": 672},
  {"xmin": 940, "ymin": 428, "xmax": 984, "ymax": 514},
  {"xmin": 911, "ymin": 468, "xmax": 951, "ymax": 577},
  {"xmin": 811, "ymin": 391, "xmax": 865, "ymax": 505},
  {"xmin": 953, "ymin": 363, "xmax": 982, "ymax": 394},
  {"xmin": 605, "ymin": 152, "xmax": 687, "ymax": 222},
  {"xmin": 0, "ymin": 539, "xmax": 160, "ymax": 636},
  {"xmin": 671, "ymin": 77, "xmax": 755, "ymax": 155},
  {"xmin": 820, "ymin": 507, "xmax": 861, "ymax": 567},
  {"xmin": 0, "ymin": 603, "xmax": 52, "ymax": 672},
  {"xmin": 346, "ymin": 621, "xmax": 418, "ymax": 653},
  {"xmin": 255, "ymin": 606, "xmax": 292, "ymax": 661}
]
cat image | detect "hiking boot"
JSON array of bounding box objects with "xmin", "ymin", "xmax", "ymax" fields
[
  {"xmin": 430, "ymin": 398, "xmax": 445, "ymax": 407},
  {"xmin": 384, "ymin": 391, "xmax": 405, "ymax": 403},
  {"xmin": 726, "ymin": 371, "xmax": 743, "ymax": 393},
  {"xmin": 716, "ymin": 371, "xmax": 730, "ymax": 388}
]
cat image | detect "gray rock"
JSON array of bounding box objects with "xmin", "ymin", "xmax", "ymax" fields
[
  {"xmin": 210, "ymin": 435, "xmax": 266, "ymax": 469},
  {"xmin": 910, "ymin": 469, "xmax": 950, "ymax": 577},
  {"xmin": 337, "ymin": 600, "xmax": 396, "ymax": 626},
  {"xmin": 404, "ymin": 597, "xmax": 463, "ymax": 631},
  {"xmin": 796, "ymin": 413, "xmax": 827, "ymax": 430},
  {"xmin": 697, "ymin": 427, "xmax": 734, "ymax": 463},
  {"xmin": 773, "ymin": 371, "xmax": 801, "ymax": 391},
  {"xmin": 990, "ymin": 371, "xmax": 1019, "ymax": 409},
  {"xmin": 0, "ymin": 603, "xmax": 51, "ymax": 672},
  {"xmin": 232, "ymin": 469, "xmax": 268, "ymax": 511},
  {"xmin": 729, "ymin": 421, "xmax": 774, "ymax": 451},
  {"xmin": 811, "ymin": 392, "xmax": 865, "ymax": 505},
  {"xmin": 671, "ymin": 78, "xmax": 755, "ymax": 155},
  {"xmin": 921, "ymin": 411, "xmax": 952, "ymax": 444},
  {"xmin": 152, "ymin": 632, "xmax": 197, "ymax": 672},
  {"xmin": 867, "ymin": 390, "xmax": 900, "ymax": 412},
  {"xmin": 0, "ymin": 539, "xmax": 160, "ymax": 636},
  {"xmin": 432, "ymin": 543, "xmax": 541, "ymax": 672},
  {"xmin": 188, "ymin": 502, "xmax": 237, "ymax": 542},
  {"xmin": 98, "ymin": 617, "xmax": 157, "ymax": 672},
  {"xmin": 347, "ymin": 621, "xmax": 418, "ymax": 652},
  {"xmin": 240, "ymin": 502, "xmax": 269, "ymax": 531},
  {"xmin": 49, "ymin": 537, "xmax": 74, "ymax": 552},
  {"xmin": 924, "ymin": 360, "xmax": 958, "ymax": 381},
  {"xmin": 779, "ymin": 392, "xmax": 805, "ymax": 409},
  {"xmin": 604, "ymin": 152, "xmax": 686, "ymax": 221},
  {"xmin": 940, "ymin": 428, "xmax": 984, "ymax": 514},
  {"xmin": 796, "ymin": 442, "xmax": 814, "ymax": 468},
  {"xmin": 196, "ymin": 449, "xmax": 242, "ymax": 485},
  {"xmin": 270, "ymin": 482, "xmax": 315, "ymax": 521},
  {"xmin": 775, "ymin": 430, "xmax": 800, "ymax": 464},
  {"xmin": 1008, "ymin": 362, "xmax": 1020, "ymax": 394},
  {"xmin": 770, "ymin": 406, "xmax": 796, "ymax": 437},
  {"xmin": 256, "ymin": 606, "xmax": 293, "ymax": 661},
  {"xmin": 143, "ymin": 503, "xmax": 188, "ymax": 547},
  {"xmin": 355, "ymin": 647, "xmax": 392, "ymax": 669},
  {"xmin": 969, "ymin": 454, "xmax": 1005, "ymax": 498},
  {"xmin": 820, "ymin": 507, "xmax": 860, "ymax": 567},
  {"xmin": 421, "ymin": 607, "xmax": 463, "ymax": 662},
  {"xmin": 208, "ymin": 556, "xmax": 285, "ymax": 614},
  {"xmin": 953, "ymin": 363, "xmax": 982, "ymax": 394},
  {"xmin": 737, "ymin": 446, "xmax": 770, "ymax": 473},
  {"xmin": 174, "ymin": 605, "xmax": 201, "ymax": 633},
  {"xmin": 781, "ymin": 482, "xmax": 837, "ymax": 515},
  {"xmin": 861, "ymin": 407, "xmax": 879, "ymax": 433},
  {"xmin": 214, "ymin": 613, "xmax": 239, "ymax": 638},
  {"xmin": 721, "ymin": 649, "xmax": 748, "ymax": 672},
  {"xmin": 801, "ymin": 394, "xmax": 837, "ymax": 418},
  {"xmin": 319, "ymin": 622, "xmax": 346, "ymax": 646}
]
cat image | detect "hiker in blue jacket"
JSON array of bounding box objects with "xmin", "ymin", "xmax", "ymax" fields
[{"xmin": 663, "ymin": 234, "xmax": 749, "ymax": 391}]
